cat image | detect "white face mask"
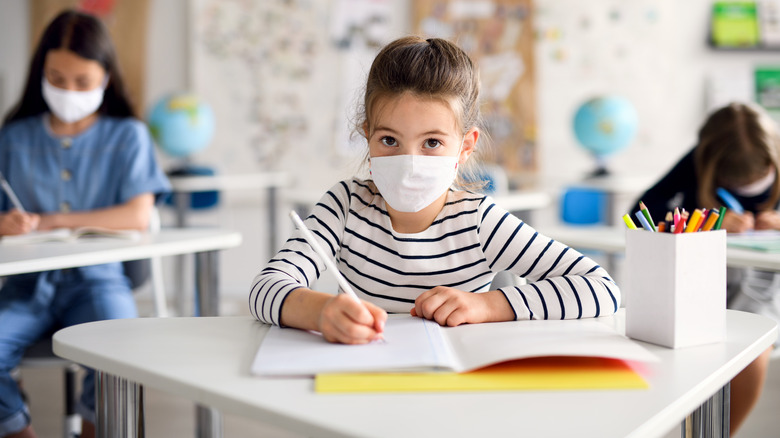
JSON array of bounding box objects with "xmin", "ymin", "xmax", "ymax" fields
[
  {"xmin": 42, "ymin": 78, "xmax": 106, "ymax": 123},
  {"xmin": 370, "ymin": 154, "xmax": 459, "ymax": 213},
  {"xmin": 733, "ymin": 170, "xmax": 776, "ymax": 197}
]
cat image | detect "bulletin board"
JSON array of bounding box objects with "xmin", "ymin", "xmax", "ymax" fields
[
  {"xmin": 29, "ymin": 0, "xmax": 150, "ymax": 115},
  {"xmin": 413, "ymin": 0, "xmax": 537, "ymax": 184},
  {"xmin": 189, "ymin": 0, "xmax": 397, "ymax": 183}
]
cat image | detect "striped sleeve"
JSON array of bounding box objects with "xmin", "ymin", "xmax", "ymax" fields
[
  {"xmin": 248, "ymin": 181, "xmax": 350, "ymax": 325},
  {"xmin": 478, "ymin": 198, "xmax": 620, "ymax": 320}
]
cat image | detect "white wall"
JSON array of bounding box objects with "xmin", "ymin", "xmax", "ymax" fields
[
  {"xmin": 0, "ymin": 0, "xmax": 776, "ymax": 307},
  {"xmin": 0, "ymin": 0, "xmax": 29, "ymax": 118}
]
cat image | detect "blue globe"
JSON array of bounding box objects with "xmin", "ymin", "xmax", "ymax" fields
[
  {"xmin": 573, "ymin": 96, "xmax": 638, "ymax": 158},
  {"xmin": 148, "ymin": 94, "xmax": 215, "ymax": 158}
]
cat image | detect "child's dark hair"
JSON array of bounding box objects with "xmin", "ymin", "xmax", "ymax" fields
[
  {"xmin": 694, "ymin": 102, "xmax": 780, "ymax": 210},
  {"xmin": 355, "ymin": 36, "xmax": 485, "ymax": 189},
  {"xmin": 3, "ymin": 9, "xmax": 134, "ymax": 125}
]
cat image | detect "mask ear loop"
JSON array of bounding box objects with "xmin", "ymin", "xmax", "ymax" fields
[{"xmin": 455, "ymin": 136, "xmax": 467, "ymax": 170}]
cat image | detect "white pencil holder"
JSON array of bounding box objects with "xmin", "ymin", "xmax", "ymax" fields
[{"xmin": 625, "ymin": 229, "xmax": 727, "ymax": 348}]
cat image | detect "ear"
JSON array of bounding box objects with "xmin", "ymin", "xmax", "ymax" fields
[{"xmin": 459, "ymin": 127, "xmax": 479, "ymax": 165}]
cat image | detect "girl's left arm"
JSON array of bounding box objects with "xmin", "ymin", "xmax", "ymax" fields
[
  {"xmin": 37, "ymin": 193, "xmax": 155, "ymax": 230},
  {"xmin": 480, "ymin": 200, "xmax": 621, "ymax": 320}
]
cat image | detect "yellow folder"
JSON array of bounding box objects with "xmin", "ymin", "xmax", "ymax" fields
[{"xmin": 315, "ymin": 356, "xmax": 648, "ymax": 393}]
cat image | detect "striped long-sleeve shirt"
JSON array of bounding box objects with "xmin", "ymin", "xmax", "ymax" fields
[{"xmin": 250, "ymin": 178, "xmax": 620, "ymax": 325}]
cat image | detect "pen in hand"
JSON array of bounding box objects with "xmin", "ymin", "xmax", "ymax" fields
[
  {"xmin": 289, "ymin": 210, "xmax": 361, "ymax": 303},
  {"xmin": 0, "ymin": 172, "xmax": 25, "ymax": 213},
  {"xmin": 289, "ymin": 210, "xmax": 385, "ymax": 341}
]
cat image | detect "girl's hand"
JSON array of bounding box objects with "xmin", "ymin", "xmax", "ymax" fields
[
  {"xmin": 0, "ymin": 209, "xmax": 40, "ymax": 235},
  {"xmin": 721, "ymin": 210, "xmax": 755, "ymax": 233},
  {"xmin": 318, "ymin": 294, "xmax": 387, "ymax": 344},
  {"xmin": 756, "ymin": 210, "xmax": 780, "ymax": 230},
  {"xmin": 411, "ymin": 287, "xmax": 515, "ymax": 326}
]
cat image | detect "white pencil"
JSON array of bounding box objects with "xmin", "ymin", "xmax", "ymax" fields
[
  {"xmin": 289, "ymin": 210, "xmax": 360, "ymax": 303},
  {"xmin": 0, "ymin": 172, "xmax": 25, "ymax": 213}
]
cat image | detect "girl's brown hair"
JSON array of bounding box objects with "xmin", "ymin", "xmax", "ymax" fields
[
  {"xmin": 354, "ymin": 36, "xmax": 485, "ymax": 189},
  {"xmin": 695, "ymin": 102, "xmax": 780, "ymax": 210}
]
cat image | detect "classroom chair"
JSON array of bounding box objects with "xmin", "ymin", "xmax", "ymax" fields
[
  {"xmin": 559, "ymin": 186, "xmax": 608, "ymax": 225},
  {"xmin": 15, "ymin": 207, "xmax": 168, "ymax": 438}
]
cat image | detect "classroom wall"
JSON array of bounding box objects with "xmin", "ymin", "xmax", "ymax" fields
[{"xmin": 0, "ymin": 0, "xmax": 777, "ymax": 304}]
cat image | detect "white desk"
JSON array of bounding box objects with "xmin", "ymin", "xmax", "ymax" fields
[
  {"xmin": 54, "ymin": 310, "xmax": 777, "ymax": 438},
  {"xmin": 538, "ymin": 225, "xmax": 780, "ymax": 272},
  {"xmin": 0, "ymin": 228, "xmax": 241, "ymax": 278},
  {"xmin": 168, "ymin": 172, "xmax": 290, "ymax": 256},
  {"xmin": 2, "ymin": 228, "xmax": 242, "ymax": 436},
  {"xmin": 285, "ymin": 188, "xmax": 551, "ymax": 217}
]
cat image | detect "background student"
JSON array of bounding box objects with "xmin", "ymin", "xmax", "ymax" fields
[
  {"xmin": 249, "ymin": 36, "xmax": 620, "ymax": 344},
  {"xmin": 630, "ymin": 101, "xmax": 780, "ymax": 435},
  {"xmin": 0, "ymin": 10, "xmax": 169, "ymax": 438}
]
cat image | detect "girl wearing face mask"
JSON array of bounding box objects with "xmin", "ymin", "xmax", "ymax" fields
[
  {"xmin": 0, "ymin": 10, "xmax": 169, "ymax": 438},
  {"xmin": 250, "ymin": 36, "xmax": 621, "ymax": 345},
  {"xmin": 630, "ymin": 102, "xmax": 780, "ymax": 435}
]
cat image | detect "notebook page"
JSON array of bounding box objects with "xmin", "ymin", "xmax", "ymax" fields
[
  {"xmin": 444, "ymin": 319, "xmax": 659, "ymax": 372},
  {"xmin": 251, "ymin": 315, "xmax": 453, "ymax": 376}
]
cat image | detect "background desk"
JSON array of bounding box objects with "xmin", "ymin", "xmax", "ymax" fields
[
  {"xmin": 54, "ymin": 310, "xmax": 777, "ymax": 438},
  {"xmin": 2, "ymin": 228, "xmax": 242, "ymax": 436},
  {"xmin": 285, "ymin": 188, "xmax": 551, "ymax": 219},
  {"xmin": 168, "ymin": 172, "xmax": 289, "ymax": 257},
  {"xmin": 538, "ymin": 225, "xmax": 780, "ymax": 272},
  {"xmin": 0, "ymin": 227, "xmax": 242, "ymax": 320}
]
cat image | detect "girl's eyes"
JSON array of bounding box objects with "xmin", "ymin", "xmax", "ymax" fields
[
  {"xmin": 377, "ymin": 136, "xmax": 444, "ymax": 149},
  {"xmin": 424, "ymin": 139, "xmax": 442, "ymax": 149},
  {"xmin": 380, "ymin": 136, "xmax": 397, "ymax": 147}
]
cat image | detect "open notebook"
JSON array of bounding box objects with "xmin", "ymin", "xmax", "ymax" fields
[
  {"xmin": 1, "ymin": 227, "xmax": 141, "ymax": 245},
  {"xmin": 728, "ymin": 230, "xmax": 780, "ymax": 252},
  {"xmin": 251, "ymin": 314, "xmax": 658, "ymax": 377}
]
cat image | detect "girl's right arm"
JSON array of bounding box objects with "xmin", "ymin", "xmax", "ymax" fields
[
  {"xmin": 249, "ymin": 180, "xmax": 386, "ymax": 343},
  {"xmin": 281, "ymin": 287, "xmax": 385, "ymax": 344}
]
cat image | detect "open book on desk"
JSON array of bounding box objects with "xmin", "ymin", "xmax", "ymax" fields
[
  {"xmin": 1, "ymin": 227, "xmax": 141, "ymax": 245},
  {"xmin": 728, "ymin": 230, "xmax": 780, "ymax": 252},
  {"xmin": 251, "ymin": 315, "xmax": 658, "ymax": 377}
]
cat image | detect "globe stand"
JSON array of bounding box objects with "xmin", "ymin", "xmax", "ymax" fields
[{"xmin": 585, "ymin": 156, "xmax": 610, "ymax": 179}]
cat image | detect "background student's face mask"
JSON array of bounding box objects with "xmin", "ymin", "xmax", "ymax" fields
[
  {"xmin": 42, "ymin": 78, "xmax": 106, "ymax": 123},
  {"xmin": 370, "ymin": 154, "xmax": 459, "ymax": 213}
]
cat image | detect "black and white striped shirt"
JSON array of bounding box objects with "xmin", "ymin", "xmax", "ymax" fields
[{"xmin": 250, "ymin": 178, "xmax": 620, "ymax": 325}]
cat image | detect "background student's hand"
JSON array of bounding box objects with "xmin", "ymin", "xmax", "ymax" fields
[
  {"xmin": 756, "ymin": 210, "xmax": 780, "ymax": 230},
  {"xmin": 721, "ymin": 210, "xmax": 755, "ymax": 233},
  {"xmin": 0, "ymin": 209, "xmax": 40, "ymax": 235},
  {"xmin": 318, "ymin": 294, "xmax": 387, "ymax": 344},
  {"xmin": 411, "ymin": 287, "xmax": 515, "ymax": 327}
]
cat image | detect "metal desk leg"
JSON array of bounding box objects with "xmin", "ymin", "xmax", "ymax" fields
[
  {"xmin": 682, "ymin": 382, "xmax": 730, "ymax": 438},
  {"xmin": 174, "ymin": 191, "xmax": 191, "ymax": 316},
  {"xmin": 194, "ymin": 249, "xmax": 223, "ymax": 438},
  {"xmin": 267, "ymin": 186, "xmax": 278, "ymax": 258},
  {"xmin": 95, "ymin": 371, "xmax": 144, "ymax": 438}
]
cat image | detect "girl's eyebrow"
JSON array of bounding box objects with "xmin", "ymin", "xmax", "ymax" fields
[{"xmin": 373, "ymin": 125, "xmax": 450, "ymax": 137}]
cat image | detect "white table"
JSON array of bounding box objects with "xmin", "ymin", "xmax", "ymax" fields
[
  {"xmin": 53, "ymin": 310, "xmax": 777, "ymax": 438},
  {"xmin": 168, "ymin": 172, "xmax": 290, "ymax": 257},
  {"xmin": 285, "ymin": 188, "xmax": 551, "ymax": 218},
  {"xmin": 2, "ymin": 228, "xmax": 242, "ymax": 436},
  {"xmin": 0, "ymin": 228, "xmax": 241, "ymax": 278},
  {"xmin": 538, "ymin": 225, "xmax": 780, "ymax": 272}
]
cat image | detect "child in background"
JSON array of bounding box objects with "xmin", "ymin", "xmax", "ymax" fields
[
  {"xmin": 250, "ymin": 36, "xmax": 620, "ymax": 344},
  {"xmin": 631, "ymin": 102, "xmax": 780, "ymax": 435},
  {"xmin": 0, "ymin": 10, "xmax": 169, "ymax": 438}
]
